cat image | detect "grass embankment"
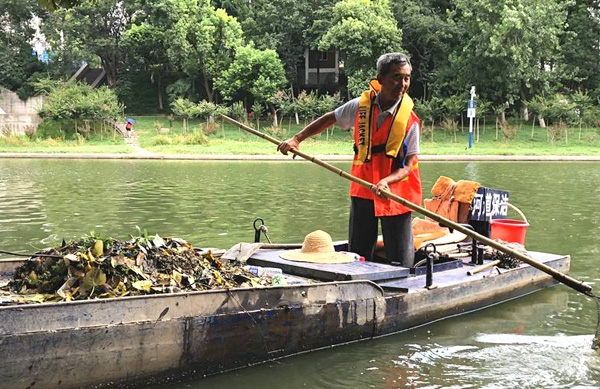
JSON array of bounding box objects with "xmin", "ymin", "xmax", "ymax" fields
[{"xmin": 1, "ymin": 115, "xmax": 599, "ymax": 155}]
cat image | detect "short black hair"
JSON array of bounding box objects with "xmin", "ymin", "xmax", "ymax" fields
[{"xmin": 376, "ymin": 53, "xmax": 412, "ymax": 76}]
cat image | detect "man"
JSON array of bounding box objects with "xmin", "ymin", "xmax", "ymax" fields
[{"xmin": 277, "ymin": 52, "xmax": 422, "ymax": 267}]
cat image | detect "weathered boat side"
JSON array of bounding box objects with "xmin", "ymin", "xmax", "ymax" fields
[
  {"xmin": 0, "ymin": 253, "xmax": 571, "ymax": 389},
  {"xmin": 0, "ymin": 281, "xmax": 384, "ymax": 389},
  {"xmin": 376, "ymin": 252, "xmax": 569, "ymax": 335}
]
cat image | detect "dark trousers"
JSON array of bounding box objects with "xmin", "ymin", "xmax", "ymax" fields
[{"xmin": 348, "ymin": 197, "xmax": 414, "ymax": 267}]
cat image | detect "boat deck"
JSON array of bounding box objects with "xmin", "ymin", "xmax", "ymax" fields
[{"xmin": 380, "ymin": 251, "xmax": 566, "ymax": 293}]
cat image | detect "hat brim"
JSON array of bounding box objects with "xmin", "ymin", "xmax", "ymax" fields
[{"xmin": 279, "ymin": 249, "xmax": 355, "ymax": 264}]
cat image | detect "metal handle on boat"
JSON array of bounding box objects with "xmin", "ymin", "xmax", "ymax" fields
[{"xmin": 222, "ymin": 115, "xmax": 593, "ymax": 297}]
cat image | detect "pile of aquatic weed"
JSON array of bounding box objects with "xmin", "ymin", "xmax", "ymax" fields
[{"xmin": 0, "ymin": 233, "xmax": 265, "ymax": 304}]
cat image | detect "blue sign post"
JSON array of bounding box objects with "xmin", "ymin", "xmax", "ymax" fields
[{"xmin": 467, "ymin": 87, "xmax": 476, "ymax": 149}]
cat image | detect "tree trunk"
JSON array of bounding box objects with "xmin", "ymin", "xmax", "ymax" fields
[
  {"xmin": 539, "ymin": 116, "xmax": 546, "ymax": 128},
  {"xmin": 202, "ymin": 73, "xmax": 213, "ymax": 103},
  {"xmin": 520, "ymin": 87, "xmax": 529, "ymax": 121},
  {"xmin": 271, "ymin": 104, "xmax": 278, "ymax": 127},
  {"xmin": 531, "ymin": 115, "xmax": 536, "ymax": 139},
  {"xmin": 290, "ymin": 84, "xmax": 300, "ymax": 125},
  {"xmin": 157, "ymin": 73, "xmax": 163, "ymax": 111},
  {"xmin": 522, "ymin": 106, "xmax": 529, "ymax": 121},
  {"xmin": 495, "ymin": 118, "xmax": 499, "ymax": 140}
]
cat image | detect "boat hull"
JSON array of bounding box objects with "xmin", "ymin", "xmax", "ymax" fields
[{"xmin": 0, "ymin": 252, "xmax": 569, "ymax": 388}]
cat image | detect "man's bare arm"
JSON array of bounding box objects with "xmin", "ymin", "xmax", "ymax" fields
[{"xmin": 277, "ymin": 112, "xmax": 337, "ymax": 155}]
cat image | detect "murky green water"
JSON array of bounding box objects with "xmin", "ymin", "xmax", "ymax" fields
[{"xmin": 1, "ymin": 159, "xmax": 600, "ymax": 388}]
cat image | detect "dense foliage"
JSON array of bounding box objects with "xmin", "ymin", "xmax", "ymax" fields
[{"xmin": 2, "ymin": 0, "xmax": 600, "ymax": 123}]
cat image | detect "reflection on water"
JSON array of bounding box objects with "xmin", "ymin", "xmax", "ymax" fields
[{"xmin": 2, "ymin": 159, "xmax": 600, "ymax": 388}]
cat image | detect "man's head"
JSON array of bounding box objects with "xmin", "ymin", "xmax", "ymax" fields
[
  {"xmin": 376, "ymin": 53, "xmax": 411, "ymax": 76},
  {"xmin": 376, "ymin": 53, "xmax": 412, "ymax": 102}
]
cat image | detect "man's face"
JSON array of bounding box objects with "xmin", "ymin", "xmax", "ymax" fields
[{"xmin": 377, "ymin": 63, "xmax": 411, "ymax": 101}]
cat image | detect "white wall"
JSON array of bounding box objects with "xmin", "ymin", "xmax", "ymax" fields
[{"xmin": 0, "ymin": 89, "xmax": 43, "ymax": 137}]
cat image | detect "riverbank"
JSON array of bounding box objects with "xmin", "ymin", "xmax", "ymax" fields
[
  {"xmin": 2, "ymin": 152, "xmax": 600, "ymax": 161},
  {"xmin": 3, "ymin": 116, "xmax": 600, "ymax": 158}
]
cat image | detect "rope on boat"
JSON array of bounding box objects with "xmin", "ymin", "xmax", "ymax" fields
[{"xmin": 259, "ymin": 225, "xmax": 273, "ymax": 244}]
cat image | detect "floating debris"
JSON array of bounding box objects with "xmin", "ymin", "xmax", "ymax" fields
[{"xmin": 0, "ymin": 233, "xmax": 273, "ymax": 304}]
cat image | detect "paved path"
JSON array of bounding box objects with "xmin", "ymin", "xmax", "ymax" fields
[{"xmin": 123, "ymin": 133, "xmax": 154, "ymax": 156}]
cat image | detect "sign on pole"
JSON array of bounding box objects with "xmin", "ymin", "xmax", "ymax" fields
[{"xmin": 468, "ymin": 86, "xmax": 476, "ymax": 149}]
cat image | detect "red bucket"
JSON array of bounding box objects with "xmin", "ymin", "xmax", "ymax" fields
[{"xmin": 490, "ymin": 219, "xmax": 529, "ymax": 244}]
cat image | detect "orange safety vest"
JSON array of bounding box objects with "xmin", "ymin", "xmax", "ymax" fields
[{"xmin": 350, "ymin": 80, "xmax": 422, "ymax": 217}]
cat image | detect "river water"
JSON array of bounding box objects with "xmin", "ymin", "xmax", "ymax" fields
[{"xmin": 1, "ymin": 159, "xmax": 600, "ymax": 388}]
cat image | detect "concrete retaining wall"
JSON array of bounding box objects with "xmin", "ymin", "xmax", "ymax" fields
[{"xmin": 0, "ymin": 89, "xmax": 43, "ymax": 137}]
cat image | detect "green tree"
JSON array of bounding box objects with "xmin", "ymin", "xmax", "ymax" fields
[
  {"xmin": 37, "ymin": 81, "xmax": 121, "ymax": 135},
  {"xmin": 316, "ymin": 0, "xmax": 403, "ymax": 97},
  {"xmin": 0, "ymin": 0, "xmax": 47, "ymax": 98},
  {"xmin": 168, "ymin": 0, "xmax": 244, "ymax": 102},
  {"xmin": 527, "ymin": 95, "xmax": 550, "ymax": 130},
  {"xmin": 442, "ymin": 94, "xmax": 464, "ymax": 127},
  {"xmin": 122, "ymin": 0, "xmax": 177, "ymax": 111},
  {"xmin": 445, "ymin": 0, "xmax": 571, "ymax": 108},
  {"xmin": 560, "ymin": 0, "xmax": 600, "ymax": 93},
  {"xmin": 251, "ymin": 101, "xmax": 264, "ymax": 130},
  {"xmin": 492, "ymin": 103, "xmax": 507, "ymax": 140},
  {"xmin": 44, "ymin": 0, "xmax": 138, "ymax": 87},
  {"xmin": 390, "ymin": 0, "xmax": 454, "ymax": 100},
  {"xmin": 170, "ymin": 97, "xmax": 199, "ymax": 132},
  {"xmin": 215, "ymin": 45, "xmax": 287, "ymax": 124},
  {"xmin": 415, "ymin": 96, "xmax": 442, "ymax": 141},
  {"xmin": 217, "ymin": 0, "xmax": 334, "ymax": 93},
  {"xmin": 570, "ymin": 90, "xmax": 593, "ymax": 140}
]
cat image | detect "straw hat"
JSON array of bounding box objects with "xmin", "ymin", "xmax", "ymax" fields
[{"xmin": 279, "ymin": 230, "xmax": 354, "ymax": 264}]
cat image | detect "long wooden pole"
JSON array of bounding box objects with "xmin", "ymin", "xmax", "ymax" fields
[{"xmin": 222, "ymin": 115, "xmax": 593, "ymax": 296}]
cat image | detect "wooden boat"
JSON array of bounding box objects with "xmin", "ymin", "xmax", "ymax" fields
[{"xmin": 0, "ymin": 243, "xmax": 570, "ymax": 389}]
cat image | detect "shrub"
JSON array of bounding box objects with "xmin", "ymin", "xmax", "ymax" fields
[
  {"xmin": 23, "ymin": 125, "xmax": 36, "ymax": 139},
  {"xmin": 151, "ymin": 135, "xmax": 172, "ymax": 145},
  {"xmin": 42, "ymin": 138, "xmax": 60, "ymax": 147},
  {"xmin": 421, "ymin": 125, "xmax": 433, "ymax": 140},
  {"xmin": 500, "ymin": 121, "xmax": 517, "ymax": 140},
  {"xmin": 1, "ymin": 125, "xmax": 11, "ymax": 137},
  {"xmin": 440, "ymin": 118, "xmax": 458, "ymax": 142},
  {"xmin": 184, "ymin": 131, "xmax": 209, "ymax": 145},
  {"xmin": 548, "ymin": 122, "xmax": 566, "ymax": 143},
  {"xmin": 73, "ymin": 133, "xmax": 86, "ymax": 145},
  {"xmin": 2, "ymin": 137, "xmax": 28, "ymax": 146},
  {"xmin": 37, "ymin": 81, "xmax": 121, "ymax": 135},
  {"xmin": 202, "ymin": 123, "xmax": 218, "ymax": 136},
  {"xmin": 230, "ymin": 101, "xmax": 247, "ymax": 123}
]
